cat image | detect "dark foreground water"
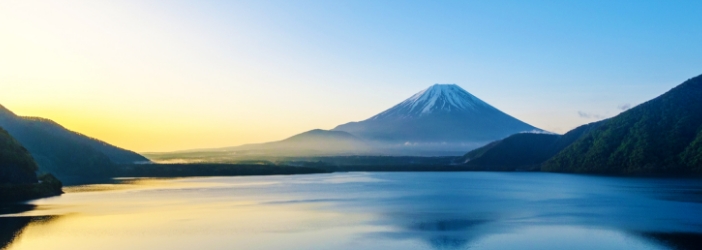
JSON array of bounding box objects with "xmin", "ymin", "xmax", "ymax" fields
[{"xmin": 1, "ymin": 172, "xmax": 702, "ymax": 250}]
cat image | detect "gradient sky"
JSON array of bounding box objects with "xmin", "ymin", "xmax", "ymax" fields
[{"xmin": 1, "ymin": 0, "xmax": 701, "ymax": 152}]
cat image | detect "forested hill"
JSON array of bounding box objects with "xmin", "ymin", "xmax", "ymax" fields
[
  {"xmin": 0, "ymin": 126, "xmax": 63, "ymax": 202},
  {"xmin": 0, "ymin": 105, "xmax": 149, "ymax": 178},
  {"xmin": 460, "ymin": 121, "xmax": 605, "ymax": 170},
  {"xmin": 461, "ymin": 133, "xmax": 560, "ymax": 170},
  {"xmin": 543, "ymin": 74, "xmax": 702, "ymax": 175},
  {"xmin": 0, "ymin": 126, "xmax": 37, "ymax": 185}
]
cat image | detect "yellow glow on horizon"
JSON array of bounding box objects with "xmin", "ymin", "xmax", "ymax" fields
[
  {"xmin": 0, "ymin": 1, "xmax": 361, "ymax": 152},
  {"xmin": 4, "ymin": 104, "xmax": 321, "ymax": 152}
]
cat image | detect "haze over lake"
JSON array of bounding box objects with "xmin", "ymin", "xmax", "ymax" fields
[{"xmin": 2, "ymin": 172, "xmax": 701, "ymax": 250}]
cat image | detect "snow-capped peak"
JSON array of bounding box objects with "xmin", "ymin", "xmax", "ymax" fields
[{"xmin": 370, "ymin": 84, "xmax": 495, "ymax": 119}]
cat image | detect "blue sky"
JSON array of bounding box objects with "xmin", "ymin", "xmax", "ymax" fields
[{"xmin": 1, "ymin": 0, "xmax": 701, "ymax": 151}]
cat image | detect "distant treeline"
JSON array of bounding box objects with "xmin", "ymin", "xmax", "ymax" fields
[
  {"xmin": 114, "ymin": 163, "xmax": 329, "ymax": 178},
  {"xmin": 315, "ymin": 164, "xmax": 485, "ymax": 172},
  {"xmin": 282, "ymin": 155, "xmax": 457, "ymax": 165},
  {"xmin": 272, "ymin": 155, "xmax": 475, "ymax": 172},
  {"xmin": 113, "ymin": 160, "xmax": 488, "ymax": 178}
]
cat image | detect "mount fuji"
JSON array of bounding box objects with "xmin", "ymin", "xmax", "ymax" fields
[
  {"xmin": 185, "ymin": 84, "xmax": 544, "ymax": 157},
  {"xmin": 332, "ymin": 84, "xmax": 543, "ymax": 154}
]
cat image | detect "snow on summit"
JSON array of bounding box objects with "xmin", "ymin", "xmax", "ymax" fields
[
  {"xmin": 330, "ymin": 82, "xmax": 544, "ymax": 154},
  {"xmin": 371, "ymin": 84, "xmax": 495, "ymax": 119}
]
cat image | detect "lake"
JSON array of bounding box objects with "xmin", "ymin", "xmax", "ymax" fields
[{"xmin": 1, "ymin": 172, "xmax": 702, "ymax": 250}]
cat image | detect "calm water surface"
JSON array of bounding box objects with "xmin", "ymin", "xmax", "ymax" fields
[{"xmin": 2, "ymin": 172, "xmax": 702, "ymax": 250}]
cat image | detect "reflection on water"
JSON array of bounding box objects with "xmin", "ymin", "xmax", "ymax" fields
[
  {"xmin": 375, "ymin": 218, "xmax": 489, "ymax": 249},
  {"xmin": 0, "ymin": 216, "xmax": 32, "ymax": 249},
  {"xmin": 0, "ymin": 204, "xmax": 35, "ymax": 216},
  {"xmin": 0, "ymin": 215, "xmax": 58, "ymax": 250},
  {"xmin": 1, "ymin": 173, "xmax": 702, "ymax": 250}
]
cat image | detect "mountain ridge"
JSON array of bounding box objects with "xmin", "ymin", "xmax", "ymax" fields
[
  {"xmin": 366, "ymin": 84, "xmax": 495, "ymax": 119},
  {"xmin": 333, "ymin": 83, "xmax": 543, "ymax": 152},
  {"xmin": 0, "ymin": 126, "xmax": 38, "ymax": 184},
  {"xmin": 0, "ymin": 125, "xmax": 63, "ymax": 201},
  {"xmin": 153, "ymin": 83, "xmax": 542, "ymax": 158},
  {"xmin": 543, "ymin": 74, "xmax": 702, "ymax": 174},
  {"xmin": 457, "ymin": 73, "xmax": 702, "ymax": 175},
  {"xmin": 0, "ymin": 104, "xmax": 150, "ymax": 178},
  {"xmin": 229, "ymin": 129, "xmax": 371, "ymax": 156}
]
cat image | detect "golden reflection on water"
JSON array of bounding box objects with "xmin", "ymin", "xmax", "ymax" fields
[
  {"xmin": 3, "ymin": 177, "xmax": 375, "ymax": 250},
  {"xmin": 62, "ymin": 178, "xmax": 226, "ymax": 193}
]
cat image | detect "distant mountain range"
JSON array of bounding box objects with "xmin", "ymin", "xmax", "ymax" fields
[
  {"xmin": 463, "ymin": 74, "xmax": 702, "ymax": 175},
  {"xmin": 196, "ymin": 84, "xmax": 542, "ymax": 157},
  {"xmin": 220, "ymin": 129, "xmax": 372, "ymax": 156},
  {"xmin": 0, "ymin": 105, "xmax": 149, "ymax": 179}
]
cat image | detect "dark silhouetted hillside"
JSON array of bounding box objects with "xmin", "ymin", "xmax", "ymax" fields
[
  {"xmin": 461, "ymin": 133, "xmax": 560, "ymax": 170},
  {"xmin": 0, "ymin": 105, "xmax": 148, "ymax": 179},
  {"xmin": 0, "ymin": 126, "xmax": 63, "ymax": 201},
  {"xmin": 0, "ymin": 127, "xmax": 37, "ymax": 185}
]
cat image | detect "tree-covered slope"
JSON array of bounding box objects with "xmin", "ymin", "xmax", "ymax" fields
[
  {"xmin": 461, "ymin": 133, "xmax": 560, "ymax": 170},
  {"xmin": 543, "ymin": 75, "xmax": 702, "ymax": 175},
  {"xmin": 0, "ymin": 105, "xmax": 149, "ymax": 178},
  {"xmin": 460, "ymin": 121, "xmax": 606, "ymax": 170},
  {"xmin": 0, "ymin": 127, "xmax": 37, "ymax": 185},
  {"xmin": 0, "ymin": 126, "xmax": 63, "ymax": 201}
]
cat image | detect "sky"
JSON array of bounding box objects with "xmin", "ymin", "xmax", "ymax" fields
[{"xmin": 1, "ymin": 0, "xmax": 701, "ymax": 152}]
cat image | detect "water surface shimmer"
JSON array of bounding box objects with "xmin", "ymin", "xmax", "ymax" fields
[{"xmin": 2, "ymin": 172, "xmax": 702, "ymax": 250}]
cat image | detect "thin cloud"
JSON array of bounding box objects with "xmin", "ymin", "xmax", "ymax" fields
[
  {"xmin": 618, "ymin": 104, "xmax": 631, "ymax": 111},
  {"xmin": 578, "ymin": 111, "xmax": 606, "ymax": 119}
]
